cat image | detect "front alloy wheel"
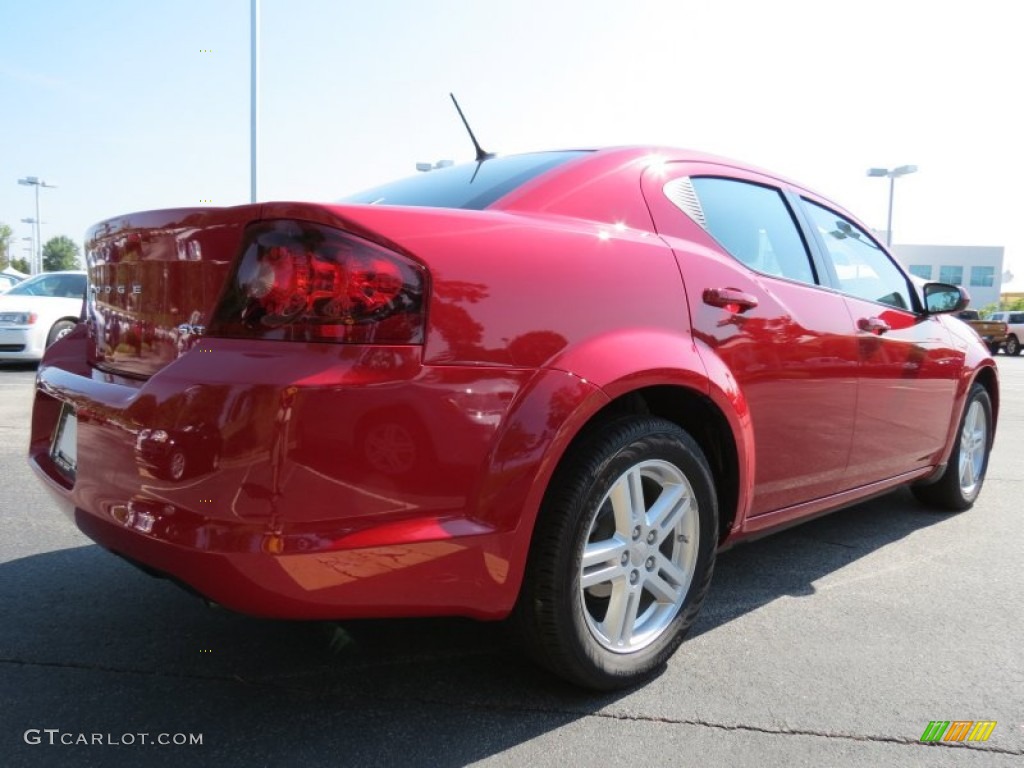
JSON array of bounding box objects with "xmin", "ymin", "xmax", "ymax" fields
[
  {"xmin": 912, "ymin": 382, "xmax": 993, "ymax": 511},
  {"xmin": 956, "ymin": 396, "xmax": 988, "ymax": 500},
  {"xmin": 516, "ymin": 417, "xmax": 717, "ymax": 690}
]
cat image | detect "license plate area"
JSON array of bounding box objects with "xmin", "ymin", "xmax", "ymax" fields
[{"xmin": 50, "ymin": 404, "xmax": 78, "ymax": 479}]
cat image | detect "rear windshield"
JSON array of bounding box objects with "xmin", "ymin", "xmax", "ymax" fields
[{"xmin": 341, "ymin": 151, "xmax": 587, "ymax": 210}]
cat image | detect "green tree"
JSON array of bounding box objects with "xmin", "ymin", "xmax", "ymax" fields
[
  {"xmin": 11, "ymin": 257, "xmax": 30, "ymax": 273},
  {"xmin": 0, "ymin": 222, "xmax": 13, "ymax": 270},
  {"xmin": 42, "ymin": 235, "xmax": 82, "ymax": 271}
]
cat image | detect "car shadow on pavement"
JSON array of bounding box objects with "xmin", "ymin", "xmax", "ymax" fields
[
  {"xmin": 1, "ymin": 487, "xmax": 953, "ymax": 767},
  {"xmin": 690, "ymin": 487, "xmax": 953, "ymax": 639}
]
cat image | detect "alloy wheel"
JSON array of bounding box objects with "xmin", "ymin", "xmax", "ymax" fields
[
  {"xmin": 579, "ymin": 459, "xmax": 699, "ymax": 653},
  {"xmin": 958, "ymin": 399, "xmax": 988, "ymax": 498}
]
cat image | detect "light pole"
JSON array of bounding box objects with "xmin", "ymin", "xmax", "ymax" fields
[
  {"xmin": 17, "ymin": 236, "xmax": 33, "ymax": 273},
  {"xmin": 867, "ymin": 165, "xmax": 917, "ymax": 247},
  {"xmin": 20, "ymin": 218, "xmax": 39, "ymax": 273},
  {"xmin": 251, "ymin": 0, "xmax": 259, "ymax": 203},
  {"xmin": 17, "ymin": 176, "xmax": 56, "ymax": 274}
]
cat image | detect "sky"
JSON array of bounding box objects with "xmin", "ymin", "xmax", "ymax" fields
[{"xmin": 2, "ymin": 0, "xmax": 1022, "ymax": 287}]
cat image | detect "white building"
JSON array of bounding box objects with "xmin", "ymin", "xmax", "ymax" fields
[{"xmin": 890, "ymin": 244, "xmax": 1005, "ymax": 310}]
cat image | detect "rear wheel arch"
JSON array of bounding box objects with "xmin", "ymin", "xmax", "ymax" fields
[
  {"xmin": 562, "ymin": 385, "xmax": 742, "ymax": 544},
  {"xmin": 514, "ymin": 414, "xmax": 718, "ymax": 688},
  {"xmin": 478, "ymin": 369, "xmax": 749, "ymax": 615},
  {"xmin": 495, "ymin": 382, "xmax": 743, "ymax": 625}
]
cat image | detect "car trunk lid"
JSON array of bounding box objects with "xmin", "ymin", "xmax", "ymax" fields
[
  {"xmin": 86, "ymin": 206, "xmax": 258, "ymax": 378},
  {"xmin": 85, "ymin": 202, "xmax": 434, "ymax": 378}
]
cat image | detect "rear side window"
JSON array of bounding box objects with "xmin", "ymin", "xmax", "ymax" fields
[
  {"xmin": 684, "ymin": 177, "xmax": 817, "ymax": 285},
  {"xmin": 342, "ymin": 152, "xmax": 587, "ymax": 210}
]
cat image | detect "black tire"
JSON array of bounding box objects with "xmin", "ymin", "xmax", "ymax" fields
[
  {"xmin": 515, "ymin": 416, "xmax": 717, "ymax": 690},
  {"xmin": 46, "ymin": 319, "xmax": 77, "ymax": 347},
  {"xmin": 1006, "ymin": 335, "xmax": 1021, "ymax": 357},
  {"xmin": 912, "ymin": 383, "xmax": 993, "ymax": 511}
]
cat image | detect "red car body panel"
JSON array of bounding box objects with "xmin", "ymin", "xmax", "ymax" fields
[{"xmin": 29, "ymin": 146, "xmax": 998, "ymax": 621}]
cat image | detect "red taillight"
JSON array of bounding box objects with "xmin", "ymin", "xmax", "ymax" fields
[{"xmin": 209, "ymin": 220, "xmax": 426, "ymax": 343}]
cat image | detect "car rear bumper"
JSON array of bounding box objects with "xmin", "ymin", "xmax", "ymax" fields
[{"xmin": 29, "ymin": 334, "xmax": 540, "ymax": 620}]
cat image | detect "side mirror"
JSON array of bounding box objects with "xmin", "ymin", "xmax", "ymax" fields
[{"xmin": 922, "ymin": 283, "xmax": 970, "ymax": 314}]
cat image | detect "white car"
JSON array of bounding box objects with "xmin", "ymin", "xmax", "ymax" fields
[{"xmin": 0, "ymin": 271, "xmax": 86, "ymax": 362}]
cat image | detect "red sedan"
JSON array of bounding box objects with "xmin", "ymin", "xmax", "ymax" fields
[{"xmin": 30, "ymin": 147, "xmax": 998, "ymax": 689}]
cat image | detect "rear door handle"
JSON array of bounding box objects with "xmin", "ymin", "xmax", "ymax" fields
[
  {"xmin": 858, "ymin": 316, "xmax": 891, "ymax": 335},
  {"xmin": 703, "ymin": 287, "xmax": 759, "ymax": 313}
]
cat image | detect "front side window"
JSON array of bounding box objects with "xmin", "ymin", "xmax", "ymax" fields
[
  {"xmin": 684, "ymin": 177, "xmax": 816, "ymax": 285},
  {"xmin": 939, "ymin": 265, "xmax": 964, "ymax": 285},
  {"xmin": 969, "ymin": 266, "xmax": 994, "ymax": 287},
  {"xmin": 802, "ymin": 201, "xmax": 913, "ymax": 310}
]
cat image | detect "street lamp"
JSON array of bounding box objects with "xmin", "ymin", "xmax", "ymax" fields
[
  {"xmin": 866, "ymin": 165, "xmax": 917, "ymax": 247},
  {"xmin": 17, "ymin": 176, "xmax": 56, "ymax": 274}
]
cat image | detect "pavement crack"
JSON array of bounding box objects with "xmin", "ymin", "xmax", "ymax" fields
[
  {"xmin": 4, "ymin": 656, "xmax": 1021, "ymax": 757},
  {"xmin": 581, "ymin": 710, "xmax": 1023, "ymax": 755},
  {"xmin": 355, "ymin": 692, "xmax": 1024, "ymax": 756}
]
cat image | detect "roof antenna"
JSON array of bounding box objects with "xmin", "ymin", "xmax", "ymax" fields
[{"xmin": 450, "ymin": 93, "xmax": 494, "ymax": 163}]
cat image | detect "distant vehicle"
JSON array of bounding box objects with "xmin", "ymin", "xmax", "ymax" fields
[
  {"xmin": 29, "ymin": 148, "xmax": 998, "ymax": 690},
  {"xmin": 988, "ymin": 310, "xmax": 1024, "ymax": 356},
  {"xmin": 0, "ymin": 273, "xmax": 24, "ymax": 293},
  {"xmin": 955, "ymin": 309, "xmax": 1009, "ymax": 354},
  {"xmin": 0, "ymin": 271, "xmax": 86, "ymax": 362}
]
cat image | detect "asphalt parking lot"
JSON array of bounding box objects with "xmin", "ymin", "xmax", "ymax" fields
[{"xmin": 1, "ymin": 357, "xmax": 1022, "ymax": 768}]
